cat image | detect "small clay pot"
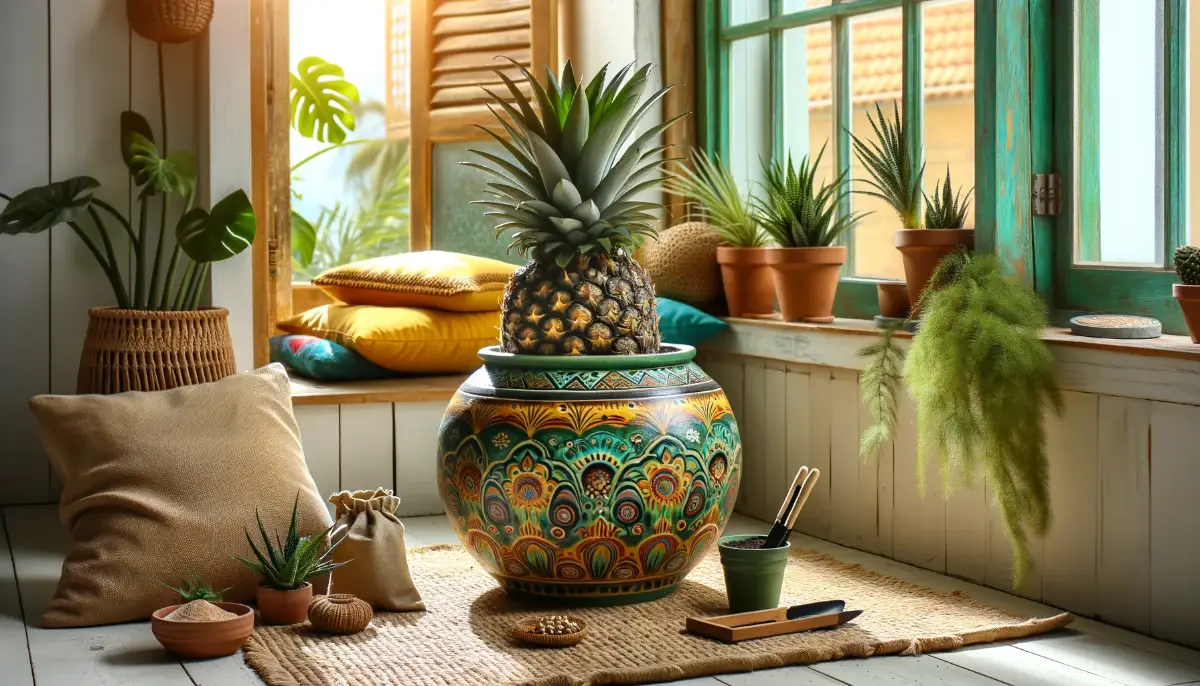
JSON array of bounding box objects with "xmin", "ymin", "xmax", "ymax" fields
[
  {"xmin": 895, "ymin": 228, "xmax": 974, "ymax": 315},
  {"xmin": 764, "ymin": 246, "xmax": 847, "ymax": 323},
  {"xmin": 716, "ymin": 246, "xmax": 776, "ymax": 318},
  {"xmin": 718, "ymin": 535, "xmax": 791, "ymax": 613},
  {"xmin": 308, "ymin": 594, "xmax": 373, "ymax": 634},
  {"xmin": 877, "ymin": 282, "xmax": 910, "ymax": 319},
  {"xmin": 151, "ymin": 602, "xmax": 254, "ymax": 659},
  {"xmin": 1173, "ymin": 284, "xmax": 1200, "ymax": 343},
  {"xmin": 257, "ymin": 583, "xmax": 314, "ymax": 625}
]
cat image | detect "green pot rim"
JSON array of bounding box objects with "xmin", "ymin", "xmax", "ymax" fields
[{"xmin": 477, "ymin": 344, "xmax": 697, "ymax": 370}]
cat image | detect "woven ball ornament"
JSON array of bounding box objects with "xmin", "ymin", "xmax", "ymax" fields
[
  {"xmin": 642, "ymin": 222, "xmax": 725, "ymax": 308},
  {"xmin": 308, "ymin": 594, "xmax": 373, "ymax": 635},
  {"xmin": 127, "ymin": 0, "xmax": 214, "ymax": 44}
]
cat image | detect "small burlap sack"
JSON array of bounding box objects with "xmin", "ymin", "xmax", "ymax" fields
[{"xmin": 328, "ymin": 489, "xmax": 425, "ymax": 611}]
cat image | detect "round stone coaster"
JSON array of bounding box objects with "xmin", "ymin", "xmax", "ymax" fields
[
  {"xmin": 874, "ymin": 315, "xmax": 918, "ymax": 333},
  {"xmin": 1069, "ymin": 314, "xmax": 1162, "ymax": 339}
]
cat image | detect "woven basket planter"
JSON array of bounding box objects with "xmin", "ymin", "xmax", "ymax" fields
[
  {"xmin": 77, "ymin": 307, "xmax": 236, "ymax": 395},
  {"xmin": 126, "ymin": 0, "xmax": 214, "ymax": 44}
]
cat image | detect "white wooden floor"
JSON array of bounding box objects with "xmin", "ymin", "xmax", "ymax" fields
[{"xmin": 5, "ymin": 507, "xmax": 1200, "ymax": 686}]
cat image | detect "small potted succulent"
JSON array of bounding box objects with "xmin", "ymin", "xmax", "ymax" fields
[
  {"xmin": 667, "ymin": 149, "xmax": 776, "ymax": 317},
  {"xmin": 1174, "ymin": 245, "xmax": 1200, "ymax": 342},
  {"xmin": 850, "ymin": 102, "xmax": 974, "ymax": 316},
  {"xmin": 754, "ymin": 145, "xmax": 863, "ymax": 322},
  {"xmin": 152, "ymin": 574, "xmax": 253, "ymax": 659},
  {"xmin": 235, "ymin": 497, "xmax": 346, "ymax": 625}
]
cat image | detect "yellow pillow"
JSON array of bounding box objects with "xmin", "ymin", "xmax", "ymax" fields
[
  {"xmin": 312, "ymin": 251, "xmax": 518, "ymax": 312},
  {"xmin": 278, "ymin": 305, "xmax": 498, "ymax": 374}
]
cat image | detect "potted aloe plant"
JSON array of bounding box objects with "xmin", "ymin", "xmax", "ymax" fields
[
  {"xmin": 235, "ymin": 497, "xmax": 346, "ymax": 625},
  {"xmin": 850, "ymin": 102, "xmax": 973, "ymax": 316},
  {"xmin": 1174, "ymin": 245, "xmax": 1200, "ymax": 342},
  {"xmin": 754, "ymin": 145, "xmax": 863, "ymax": 322},
  {"xmin": 0, "ymin": 23, "xmax": 253, "ymax": 395},
  {"xmin": 667, "ymin": 149, "xmax": 776, "ymax": 317}
]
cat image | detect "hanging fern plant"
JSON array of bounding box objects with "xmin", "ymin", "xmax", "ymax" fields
[{"xmin": 859, "ymin": 249, "xmax": 1060, "ymax": 585}]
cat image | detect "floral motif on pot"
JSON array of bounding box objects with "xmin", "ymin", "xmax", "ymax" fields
[{"xmin": 436, "ymin": 345, "xmax": 742, "ymax": 605}]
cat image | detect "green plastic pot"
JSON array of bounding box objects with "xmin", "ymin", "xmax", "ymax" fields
[{"xmin": 717, "ymin": 534, "xmax": 791, "ymax": 613}]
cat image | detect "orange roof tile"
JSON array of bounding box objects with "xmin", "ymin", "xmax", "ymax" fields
[{"xmin": 803, "ymin": 0, "xmax": 973, "ymax": 109}]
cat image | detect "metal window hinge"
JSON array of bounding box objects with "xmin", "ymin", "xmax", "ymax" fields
[
  {"xmin": 268, "ymin": 238, "xmax": 280, "ymax": 277},
  {"xmin": 1032, "ymin": 173, "xmax": 1061, "ymax": 217}
]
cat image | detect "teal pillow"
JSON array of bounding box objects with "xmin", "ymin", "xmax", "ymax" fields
[
  {"xmin": 269, "ymin": 335, "xmax": 398, "ymax": 381},
  {"xmin": 657, "ymin": 297, "xmax": 728, "ymax": 346}
]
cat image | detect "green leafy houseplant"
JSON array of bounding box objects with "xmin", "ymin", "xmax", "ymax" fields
[
  {"xmin": 859, "ymin": 249, "xmax": 1060, "ymax": 584},
  {"xmin": 665, "ymin": 149, "xmax": 768, "ymax": 248},
  {"xmin": 164, "ymin": 574, "xmax": 231, "ymax": 603},
  {"xmin": 849, "ymin": 102, "xmax": 924, "ymax": 229},
  {"xmin": 234, "ymin": 497, "xmax": 345, "ymax": 591},
  {"xmin": 753, "ymin": 145, "xmax": 862, "ymax": 248},
  {"xmin": 924, "ymin": 166, "xmax": 973, "ymax": 229}
]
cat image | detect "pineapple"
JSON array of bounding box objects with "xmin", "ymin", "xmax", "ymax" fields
[{"xmin": 467, "ymin": 60, "xmax": 682, "ymax": 355}]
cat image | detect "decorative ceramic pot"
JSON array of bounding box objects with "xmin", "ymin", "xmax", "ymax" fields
[
  {"xmin": 437, "ymin": 344, "xmax": 742, "ymax": 606},
  {"xmin": 895, "ymin": 228, "xmax": 974, "ymax": 316},
  {"xmin": 715, "ymin": 247, "xmax": 776, "ymax": 317},
  {"xmin": 151, "ymin": 602, "xmax": 254, "ymax": 658},
  {"xmin": 764, "ymin": 246, "xmax": 847, "ymax": 323}
]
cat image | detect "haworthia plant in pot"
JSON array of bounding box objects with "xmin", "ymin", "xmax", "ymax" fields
[
  {"xmin": 859, "ymin": 249, "xmax": 1060, "ymax": 585},
  {"xmin": 235, "ymin": 495, "xmax": 345, "ymax": 625},
  {"xmin": 753, "ymin": 145, "xmax": 865, "ymax": 323},
  {"xmin": 666, "ymin": 149, "xmax": 776, "ymax": 317},
  {"xmin": 850, "ymin": 102, "xmax": 973, "ymax": 315},
  {"xmin": 1174, "ymin": 245, "xmax": 1200, "ymax": 343}
]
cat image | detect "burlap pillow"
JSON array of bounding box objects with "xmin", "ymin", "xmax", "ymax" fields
[{"xmin": 29, "ymin": 364, "xmax": 333, "ymax": 628}]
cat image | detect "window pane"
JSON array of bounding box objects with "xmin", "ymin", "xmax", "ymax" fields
[
  {"xmin": 433, "ymin": 142, "xmax": 524, "ymax": 265},
  {"xmin": 728, "ymin": 0, "xmax": 769, "ymax": 26},
  {"xmin": 1189, "ymin": 0, "xmax": 1199, "ymax": 246},
  {"xmin": 847, "ymin": 8, "xmax": 905, "ymax": 280},
  {"xmin": 729, "ymin": 35, "xmax": 772, "ymax": 195},
  {"xmin": 923, "ymin": 0, "xmax": 975, "ymax": 230},
  {"xmin": 1075, "ymin": 0, "xmax": 1164, "ymax": 266},
  {"xmin": 781, "ymin": 22, "xmax": 834, "ymax": 190},
  {"xmin": 290, "ymin": 0, "xmax": 408, "ymax": 282}
]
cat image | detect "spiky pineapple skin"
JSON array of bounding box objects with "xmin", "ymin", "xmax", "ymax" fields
[
  {"xmin": 501, "ymin": 249, "xmax": 661, "ymax": 355},
  {"xmin": 1176, "ymin": 245, "xmax": 1200, "ymax": 285}
]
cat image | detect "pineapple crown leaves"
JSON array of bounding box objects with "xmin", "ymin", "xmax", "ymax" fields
[
  {"xmin": 464, "ymin": 57, "xmax": 686, "ymax": 267},
  {"xmin": 752, "ymin": 143, "xmax": 867, "ymax": 247},
  {"xmin": 232, "ymin": 493, "xmax": 347, "ymax": 591},
  {"xmin": 1175, "ymin": 245, "xmax": 1200, "ymax": 285},
  {"xmin": 162, "ymin": 573, "xmax": 232, "ymax": 603},
  {"xmin": 848, "ymin": 101, "xmax": 924, "ymax": 228},
  {"xmin": 664, "ymin": 149, "xmax": 769, "ymax": 248},
  {"xmin": 923, "ymin": 166, "xmax": 974, "ymax": 229}
]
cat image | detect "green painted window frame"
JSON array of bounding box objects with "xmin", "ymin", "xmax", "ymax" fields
[{"xmin": 1045, "ymin": 0, "xmax": 1187, "ymax": 333}]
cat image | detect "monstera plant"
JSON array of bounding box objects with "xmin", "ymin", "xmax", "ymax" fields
[{"xmin": 0, "ymin": 22, "xmax": 254, "ymax": 394}]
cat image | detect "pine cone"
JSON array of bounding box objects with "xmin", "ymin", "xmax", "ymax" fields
[{"xmin": 1176, "ymin": 245, "xmax": 1200, "ymax": 285}]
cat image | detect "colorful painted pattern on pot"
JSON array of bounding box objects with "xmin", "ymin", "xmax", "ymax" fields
[{"xmin": 437, "ymin": 350, "xmax": 741, "ymax": 605}]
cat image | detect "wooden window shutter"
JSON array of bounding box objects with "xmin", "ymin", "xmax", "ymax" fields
[
  {"xmin": 387, "ymin": 0, "xmax": 412, "ymax": 139},
  {"xmin": 409, "ymin": 0, "xmax": 559, "ymax": 250}
]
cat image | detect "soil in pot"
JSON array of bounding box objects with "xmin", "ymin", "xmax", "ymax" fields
[
  {"xmin": 257, "ymin": 583, "xmax": 314, "ymax": 625},
  {"xmin": 877, "ymin": 282, "xmax": 910, "ymax": 319},
  {"xmin": 1174, "ymin": 284, "xmax": 1200, "ymax": 343},
  {"xmin": 716, "ymin": 247, "xmax": 776, "ymax": 317},
  {"xmin": 718, "ymin": 535, "xmax": 791, "ymax": 613},
  {"xmin": 765, "ymin": 246, "xmax": 847, "ymax": 323},
  {"xmin": 151, "ymin": 601, "xmax": 254, "ymax": 659},
  {"xmin": 895, "ymin": 229, "xmax": 974, "ymax": 316}
]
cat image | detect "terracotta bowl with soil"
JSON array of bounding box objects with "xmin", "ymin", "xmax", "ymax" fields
[{"xmin": 151, "ymin": 601, "xmax": 255, "ymax": 658}]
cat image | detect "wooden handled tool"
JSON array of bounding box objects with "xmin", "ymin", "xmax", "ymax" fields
[
  {"xmin": 764, "ymin": 468, "xmax": 820, "ymax": 548},
  {"xmin": 686, "ymin": 598, "xmax": 863, "ymax": 643}
]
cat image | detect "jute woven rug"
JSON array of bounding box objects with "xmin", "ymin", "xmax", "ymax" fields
[{"xmin": 243, "ymin": 544, "xmax": 1072, "ymax": 686}]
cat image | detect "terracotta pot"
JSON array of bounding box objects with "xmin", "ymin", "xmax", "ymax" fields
[
  {"xmin": 895, "ymin": 228, "xmax": 975, "ymax": 316},
  {"xmin": 876, "ymin": 282, "xmax": 910, "ymax": 319},
  {"xmin": 257, "ymin": 583, "xmax": 314, "ymax": 625},
  {"xmin": 716, "ymin": 247, "xmax": 776, "ymax": 317},
  {"xmin": 151, "ymin": 602, "xmax": 254, "ymax": 659},
  {"xmin": 764, "ymin": 246, "xmax": 847, "ymax": 323},
  {"xmin": 77, "ymin": 307, "xmax": 236, "ymax": 394},
  {"xmin": 1173, "ymin": 284, "xmax": 1200, "ymax": 343}
]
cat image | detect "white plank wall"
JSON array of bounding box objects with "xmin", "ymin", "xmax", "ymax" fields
[
  {"xmin": 696, "ymin": 349, "xmax": 1200, "ymax": 650},
  {"xmin": 0, "ymin": 1, "xmax": 197, "ymax": 504},
  {"xmin": 294, "ymin": 400, "xmax": 449, "ymax": 518}
]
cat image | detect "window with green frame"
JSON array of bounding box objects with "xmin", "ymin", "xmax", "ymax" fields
[{"xmin": 698, "ymin": 0, "xmax": 1195, "ymax": 334}]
